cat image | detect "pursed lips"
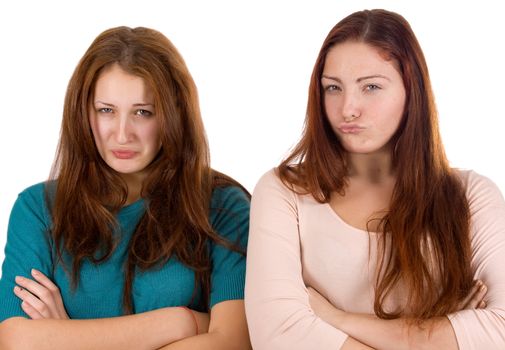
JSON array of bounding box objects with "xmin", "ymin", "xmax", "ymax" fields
[{"xmin": 338, "ymin": 123, "xmax": 365, "ymax": 134}]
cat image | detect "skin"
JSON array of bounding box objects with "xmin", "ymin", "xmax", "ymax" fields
[
  {"xmin": 0, "ymin": 64, "xmax": 251, "ymax": 350},
  {"xmin": 322, "ymin": 41, "xmax": 406, "ymax": 158},
  {"xmin": 311, "ymin": 41, "xmax": 487, "ymax": 350},
  {"xmin": 89, "ymin": 63, "xmax": 162, "ymax": 204}
]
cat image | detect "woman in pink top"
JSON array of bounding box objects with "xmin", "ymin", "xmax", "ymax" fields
[{"xmin": 245, "ymin": 9, "xmax": 505, "ymax": 350}]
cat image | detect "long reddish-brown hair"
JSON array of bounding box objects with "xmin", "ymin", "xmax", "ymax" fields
[
  {"xmin": 278, "ymin": 9, "xmax": 473, "ymax": 319},
  {"xmin": 48, "ymin": 26, "xmax": 247, "ymax": 313}
]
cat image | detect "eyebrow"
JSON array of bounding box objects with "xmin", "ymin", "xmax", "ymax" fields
[
  {"xmin": 94, "ymin": 100, "xmax": 154, "ymax": 107},
  {"xmin": 321, "ymin": 74, "xmax": 391, "ymax": 83}
]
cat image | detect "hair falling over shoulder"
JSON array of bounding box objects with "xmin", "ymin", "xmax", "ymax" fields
[
  {"xmin": 47, "ymin": 26, "xmax": 247, "ymax": 313},
  {"xmin": 278, "ymin": 9, "xmax": 473, "ymax": 320}
]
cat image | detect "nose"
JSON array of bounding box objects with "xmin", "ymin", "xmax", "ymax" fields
[
  {"xmin": 115, "ymin": 114, "xmax": 132, "ymax": 144},
  {"xmin": 341, "ymin": 91, "xmax": 361, "ymax": 122}
]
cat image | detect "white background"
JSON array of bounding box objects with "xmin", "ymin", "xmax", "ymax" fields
[{"xmin": 1, "ymin": 0, "xmax": 504, "ymax": 268}]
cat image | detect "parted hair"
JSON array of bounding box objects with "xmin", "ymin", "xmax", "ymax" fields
[
  {"xmin": 278, "ymin": 9, "xmax": 473, "ymax": 319},
  {"xmin": 48, "ymin": 26, "xmax": 247, "ymax": 313}
]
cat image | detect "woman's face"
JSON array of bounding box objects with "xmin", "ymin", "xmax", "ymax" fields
[
  {"xmin": 322, "ymin": 41, "xmax": 406, "ymax": 154},
  {"xmin": 89, "ymin": 63, "xmax": 161, "ymax": 182}
]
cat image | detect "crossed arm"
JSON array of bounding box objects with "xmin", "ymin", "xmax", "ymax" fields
[
  {"xmin": 0, "ymin": 269, "xmax": 250, "ymax": 350},
  {"xmin": 308, "ymin": 283, "xmax": 487, "ymax": 350},
  {"xmin": 245, "ymin": 170, "xmax": 505, "ymax": 350}
]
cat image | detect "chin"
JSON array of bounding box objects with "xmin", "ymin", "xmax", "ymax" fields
[
  {"xmin": 107, "ymin": 163, "xmax": 142, "ymax": 175},
  {"xmin": 343, "ymin": 144, "xmax": 390, "ymax": 155}
]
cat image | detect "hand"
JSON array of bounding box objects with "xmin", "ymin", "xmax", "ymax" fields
[
  {"xmin": 307, "ymin": 286, "xmax": 344, "ymax": 328},
  {"xmin": 458, "ymin": 279, "xmax": 487, "ymax": 310},
  {"xmin": 13, "ymin": 268, "xmax": 69, "ymax": 319}
]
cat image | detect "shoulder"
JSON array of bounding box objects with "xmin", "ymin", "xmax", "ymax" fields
[
  {"xmin": 209, "ymin": 183, "xmax": 250, "ymax": 237},
  {"xmin": 254, "ymin": 168, "xmax": 289, "ymax": 193},
  {"xmin": 252, "ymin": 168, "xmax": 299, "ymax": 205},
  {"xmin": 454, "ymin": 168, "xmax": 505, "ymax": 210},
  {"xmin": 17, "ymin": 182, "xmax": 47, "ymax": 201},
  {"xmin": 453, "ymin": 169, "xmax": 505, "ymax": 245},
  {"xmin": 254, "ymin": 168, "xmax": 283, "ymax": 188},
  {"xmin": 211, "ymin": 184, "xmax": 250, "ymax": 211},
  {"xmin": 11, "ymin": 181, "xmax": 54, "ymax": 220},
  {"xmin": 6, "ymin": 182, "xmax": 55, "ymax": 252}
]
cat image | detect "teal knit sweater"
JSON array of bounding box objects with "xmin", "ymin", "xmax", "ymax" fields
[{"xmin": 0, "ymin": 182, "xmax": 249, "ymax": 321}]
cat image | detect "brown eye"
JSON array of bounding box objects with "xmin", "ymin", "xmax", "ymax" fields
[
  {"xmin": 135, "ymin": 109, "xmax": 153, "ymax": 117},
  {"xmin": 324, "ymin": 85, "xmax": 341, "ymax": 92}
]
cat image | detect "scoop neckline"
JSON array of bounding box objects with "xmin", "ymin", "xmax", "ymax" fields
[{"xmin": 323, "ymin": 202, "xmax": 379, "ymax": 235}]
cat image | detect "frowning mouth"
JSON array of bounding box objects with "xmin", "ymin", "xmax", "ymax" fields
[{"xmin": 112, "ymin": 150, "xmax": 137, "ymax": 159}]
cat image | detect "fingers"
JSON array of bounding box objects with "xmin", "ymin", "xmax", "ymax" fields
[
  {"xmin": 460, "ymin": 280, "xmax": 487, "ymax": 310},
  {"xmin": 15, "ymin": 274, "xmax": 53, "ymax": 303},
  {"xmin": 31, "ymin": 269, "xmax": 60, "ymax": 293},
  {"xmin": 31, "ymin": 269, "xmax": 67, "ymax": 315},
  {"xmin": 13, "ymin": 270, "xmax": 69, "ymax": 319},
  {"xmin": 459, "ymin": 281, "xmax": 480, "ymax": 307},
  {"xmin": 20, "ymin": 300, "xmax": 44, "ymax": 319},
  {"xmin": 13, "ymin": 285, "xmax": 52, "ymax": 318},
  {"xmin": 466, "ymin": 281, "xmax": 487, "ymax": 309}
]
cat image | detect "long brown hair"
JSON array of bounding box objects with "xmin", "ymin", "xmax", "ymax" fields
[
  {"xmin": 48, "ymin": 26, "xmax": 247, "ymax": 313},
  {"xmin": 278, "ymin": 9, "xmax": 473, "ymax": 319}
]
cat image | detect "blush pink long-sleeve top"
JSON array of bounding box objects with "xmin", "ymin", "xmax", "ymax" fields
[{"xmin": 245, "ymin": 168, "xmax": 505, "ymax": 349}]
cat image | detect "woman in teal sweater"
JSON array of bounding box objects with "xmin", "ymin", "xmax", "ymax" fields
[{"xmin": 0, "ymin": 26, "xmax": 251, "ymax": 349}]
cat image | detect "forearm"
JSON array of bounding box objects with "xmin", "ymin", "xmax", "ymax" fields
[
  {"xmin": 341, "ymin": 336, "xmax": 376, "ymax": 350},
  {"xmin": 0, "ymin": 307, "xmax": 194, "ymax": 350},
  {"xmin": 330, "ymin": 312, "xmax": 457, "ymax": 350},
  {"xmin": 159, "ymin": 329, "xmax": 252, "ymax": 350},
  {"xmin": 160, "ymin": 300, "xmax": 251, "ymax": 350}
]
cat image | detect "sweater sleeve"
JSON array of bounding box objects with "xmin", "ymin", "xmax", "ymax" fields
[
  {"xmin": 448, "ymin": 171, "xmax": 505, "ymax": 349},
  {"xmin": 245, "ymin": 169, "xmax": 348, "ymax": 349},
  {"xmin": 208, "ymin": 185, "xmax": 250, "ymax": 308},
  {"xmin": 0, "ymin": 183, "xmax": 54, "ymax": 322}
]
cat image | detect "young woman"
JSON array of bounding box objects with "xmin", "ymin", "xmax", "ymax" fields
[
  {"xmin": 245, "ymin": 9, "xmax": 505, "ymax": 350},
  {"xmin": 0, "ymin": 27, "xmax": 251, "ymax": 349}
]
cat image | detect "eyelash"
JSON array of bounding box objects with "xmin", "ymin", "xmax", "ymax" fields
[
  {"xmin": 135, "ymin": 109, "xmax": 153, "ymax": 117},
  {"xmin": 364, "ymin": 84, "xmax": 381, "ymax": 91},
  {"xmin": 323, "ymin": 84, "xmax": 382, "ymax": 94},
  {"xmin": 96, "ymin": 108, "xmax": 153, "ymax": 117},
  {"xmin": 324, "ymin": 85, "xmax": 342, "ymax": 92}
]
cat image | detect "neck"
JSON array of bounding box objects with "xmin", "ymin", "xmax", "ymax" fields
[
  {"xmin": 346, "ymin": 147, "xmax": 394, "ymax": 184},
  {"xmin": 120, "ymin": 172, "xmax": 145, "ymax": 205}
]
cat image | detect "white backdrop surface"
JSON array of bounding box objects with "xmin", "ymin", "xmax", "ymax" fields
[{"xmin": 1, "ymin": 0, "xmax": 504, "ymax": 269}]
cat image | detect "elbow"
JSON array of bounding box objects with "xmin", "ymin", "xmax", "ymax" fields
[
  {"xmin": 245, "ymin": 317, "xmax": 282, "ymax": 350},
  {"xmin": 245, "ymin": 304, "xmax": 280, "ymax": 350},
  {"xmin": 245, "ymin": 307, "xmax": 273, "ymax": 350},
  {"xmin": 0, "ymin": 317, "xmax": 28, "ymax": 350},
  {"xmin": 247, "ymin": 324, "xmax": 289, "ymax": 350},
  {"xmin": 248, "ymin": 333, "xmax": 287, "ymax": 350}
]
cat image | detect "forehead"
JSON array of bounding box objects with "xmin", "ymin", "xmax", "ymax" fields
[
  {"xmin": 323, "ymin": 41, "xmax": 399, "ymax": 78},
  {"xmin": 93, "ymin": 63, "xmax": 153, "ymax": 99}
]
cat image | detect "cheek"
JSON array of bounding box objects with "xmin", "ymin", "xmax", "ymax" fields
[
  {"xmin": 89, "ymin": 117, "xmax": 114, "ymax": 148},
  {"xmin": 389, "ymin": 100, "xmax": 406, "ymax": 132},
  {"xmin": 142, "ymin": 123, "xmax": 161, "ymax": 149},
  {"xmin": 324, "ymin": 95, "xmax": 340, "ymax": 123},
  {"xmin": 90, "ymin": 120, "xmax": 108, "ymax": 143}
]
